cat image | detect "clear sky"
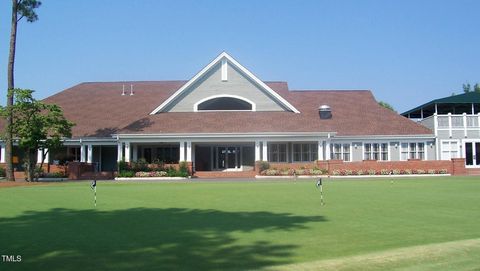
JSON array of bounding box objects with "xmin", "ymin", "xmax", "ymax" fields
[{"xmin": 0, "ymin": 0, "xmax": 479, "ymax": 113}]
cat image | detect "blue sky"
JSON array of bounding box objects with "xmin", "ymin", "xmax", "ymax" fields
[{"xmin": 0, "ymin": 0, "xmax": 479, "ymax": 113}]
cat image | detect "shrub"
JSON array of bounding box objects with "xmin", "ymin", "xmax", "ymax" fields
[
  {"xmin": 356, "ymin": 169, "xmax": 365, "ymax": 175},
  {"xmin": 332, "ymin": 169, "xmax": 341, "ymax": 176},
  {"xmin": 427, "ymin": 169, "xmax": 436, "ymax": 174},
  {"xmin": 380, "ymin": 169, "xmax": 390, "ymax": 175},
  {"xmin": 311, "ymin": 169, "xmax": 326, "ymax": 175},
  {"xmin": 416, "ymin": 169, "xmax": 426, "ymax": 174},
  {"xmin": 118, "ymin": 160, "xmax": 129, "ymax": 171},
  {"xmin": 0, "ymin": 167, "xmax": 5, "ymax": 177},
  {"xmin": 264, "ymin": 169, "xmax": 279, "ymax": 176},
  {"xmin": 439, "ymin": 169, "xmax": 448, "ymax": 174},
  {"xmin": 258, "ymin": 161, "xmax": 270, "ymax": 172},
  {"xmin": 368, "ymin": 169, "xmax": 376, "ymax": 175},
  {"xmin": 392, "ymin": 169, "xmax": 401, "ymax": 175},
  {"xmin": 118, "ymin": 170, "xmax": 135, "ymax": 177},
  {"xmin": 178, "ymin": 161, "xmax": 190, "ymax": 177},
  {"xmin": 135, "ymin": 171, "xmax": 168, "ymax": 177},
  {"xmin": 344, "ymin": 169, "xmax": 353, "ymax": 176},
  {"xmin": 131, "ymin": 158, "xmax": 150, "ymax": 172},
  {"xmin": 404, "ymin": 169, "xmax": 412, "ymax": 175}
]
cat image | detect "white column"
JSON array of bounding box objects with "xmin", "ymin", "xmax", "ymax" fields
[
  {"xmin": 87, "ymin": 145, "xmax": 93, "ymax": 163},
  {"xmin": 325, "ymin": 140, "xmax": 331, "ymax": 160},
  {"xmin": 0, "ymin": 146, "xmax": 5, "ymax": 163},
  {"xmin": 124, "ymin": 142, "xmax": 130, "ymax": 163},
  {"xmin": 117, "ymin": 142, "xmax": 123, "ymax": 162},
  {"xmin": 255, "ymin": 141, "xmax": 261, "ymax": 161},
  {"xmin": 434, "ymin": 113, "xmax": 439, "ymax": 160},
  {"xmin": 186, "ymin": 141, "xmax": 192, "ymax": 162},
  {"xmin": 262, "ymin": 141, "xmax": 268, "ymax": 161},
  {"xmin": 37, "ymin": 149, "xmax": 43, "ymax": 163},
  {"xmin": 132, "ymin": 144, "xmax": 138, "ymax": 161},
  {"xmin": 80, "ymin": 145, "xmax": 86, "ymax": 162},
  {"xmin": 318, "ymin": 141, "xmax": 324, "ymax": 160},
  {"xmin": 44, "ymin": 148, "xmax": 49, "ymax": 163},
  {"xmin": 179, "ymin": 141, "xmax": 185, "ymax": 161},
  {"xmin": 448, "ymin": 113, "xmax": 452, "ymax": 138}
]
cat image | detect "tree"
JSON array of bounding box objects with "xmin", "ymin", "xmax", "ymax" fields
[
  {"xmin": 378, "ymin": 101, "xmax": 396, "ymax": 112},
  {"xmin": 5, "ymin": 0, "xmax": 41, "ymax": 181},
  {"xmin": 474, "ymin": 83, "xmax": 480, "ymax": 93},
  {"xmin": 1, "ymin": 89, "xmax": 74, "ymax": 182}
]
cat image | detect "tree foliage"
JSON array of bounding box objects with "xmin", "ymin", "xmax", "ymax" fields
[
  {"xmin": 378, "ymin": 101, "xmax": 396, "ymax": 112},
  {"xmin": 462, "ymin": 82, "xmax": 480, "ymax": 93},
  {"xmin": 1, "ymin": 89, "xmax": 74, "ymax": 181},
  {"xmin": 16, "ymin": 0, "xmax": 42, "ymax": 22}
]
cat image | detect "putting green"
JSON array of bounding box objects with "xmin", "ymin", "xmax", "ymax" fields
[{"xmin": 0, "ymin": 177, "xmax": 479, "ymax": 270}]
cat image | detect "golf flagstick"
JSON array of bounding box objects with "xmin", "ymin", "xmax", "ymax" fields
[
  {"xmin": 91, "ymin": 178, "xmax": 97, "ymax": 207},
  {"xmin": 316, "ymin": 178, "xmax": 324, "ymax": 206}
]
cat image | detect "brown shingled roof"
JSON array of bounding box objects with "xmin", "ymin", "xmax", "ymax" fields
[{"xmin": 30, "ymin": 81, "xmax": 432, "ymax": 138}]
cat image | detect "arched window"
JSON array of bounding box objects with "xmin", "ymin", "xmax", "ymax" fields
[{"xmin": 195, "ymin": 95, "xmax": 255, "ymax": 111}]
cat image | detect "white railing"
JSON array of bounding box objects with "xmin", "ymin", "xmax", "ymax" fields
[{"xmin": 435, "ymin": 113, "xmax": 480, "ymax": 137}]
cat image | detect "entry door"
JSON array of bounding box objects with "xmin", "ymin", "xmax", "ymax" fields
[{"xmin": 465, "ymin": 142, "xmax": 480, "ymax": 167}]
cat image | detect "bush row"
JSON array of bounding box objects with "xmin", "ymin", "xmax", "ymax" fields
[
  {"xmin": 331, "ymin": 168, "xmax": 449, "ymax": 176},
  {"xmin": 117, "ymin": 159, "xmax": 190, "ymax": 178}
]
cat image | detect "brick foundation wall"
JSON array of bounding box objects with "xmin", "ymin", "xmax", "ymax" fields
[{"xmin": 255, "ymin": 159, "xmax": 466, "ymax": 176}]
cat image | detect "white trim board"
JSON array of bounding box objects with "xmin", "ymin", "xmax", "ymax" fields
[{"xmin": 149, "ymin": 52, "xmax": 300, "ymax": 114}]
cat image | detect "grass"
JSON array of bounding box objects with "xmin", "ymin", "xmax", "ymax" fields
[{"xmin": 0, "ymin": 176, "xmax": 479, "ymax": 270}]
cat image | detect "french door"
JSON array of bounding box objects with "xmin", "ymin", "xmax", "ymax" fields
[{"xmin": 465, "ymin": 141, "xmax": 480, "ymax": 167}]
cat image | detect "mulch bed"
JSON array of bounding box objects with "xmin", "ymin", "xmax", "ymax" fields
[{"xmin": 0, "ymin": 181, "xmax": 54, "ymax": 188}]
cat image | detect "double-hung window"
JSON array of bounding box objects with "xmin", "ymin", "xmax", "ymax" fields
[{"xmin": 364, "ymin": 143, "xmax": 388, "ymax": 161}]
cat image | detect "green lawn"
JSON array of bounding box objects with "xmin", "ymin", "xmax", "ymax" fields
[{"xmin": 0, "ymin": 177, "xmax": 479, "ymax": 270}]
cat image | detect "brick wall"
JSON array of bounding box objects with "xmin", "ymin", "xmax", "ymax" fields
[{"xmin": 256, "ymin": 159, "xmax": 466, "ymax": 176}]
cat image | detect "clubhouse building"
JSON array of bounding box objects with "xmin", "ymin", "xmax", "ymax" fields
[{"xmin": 1, "ymin": 52, "xmax": 472, "ymax": 177}]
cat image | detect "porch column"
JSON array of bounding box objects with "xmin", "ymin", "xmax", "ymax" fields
[
  {"xmin": 0, "ymin": 146, "xmax": 5, "ymax": 163},
  {"xmin": 318, "ymin": 140, "xmax": 324, "ymax": 160},
  {"xmin": 87, "ymin": 145, "xmax": 93, "ymax": 163},
  {"xmin": 186, "ymin": 141, "xmax": 192, "ymax": 162},
  {"xmin": 255, "ymin": 141, "xmax": 261, "ymax": 161},
  {"xmin": 179, "ymin": 141, "xmax": 185, "ymax": 161},
  {"xmin": 132, "ymin": 144, "xmax": 138, "ymax": 161},
  {"xmin": 262, "ymin": 140, "xmax": 268, "ymax": 161},
  {"xmin": 37, "ymin": 149, "xmax": 43, "ymax": 163},
  {"xmin": 124, "ymin": 142, "xmax": 131, "ymax": 163},
  {"xmin": 325, "ymin": 140, "xmax": 331, "ymax": 160},
  {"xmin": 117, "ymin": 142, "xmax": 123, "ymax": 162},
  {"xmin": 80, "ymin": 145, "xmax": 86, "ymax": 162}
]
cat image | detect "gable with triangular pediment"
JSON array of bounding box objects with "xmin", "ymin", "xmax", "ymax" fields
[{"xmin": 150, "ymin": 52, "xmax": 299, "ymax": 114}]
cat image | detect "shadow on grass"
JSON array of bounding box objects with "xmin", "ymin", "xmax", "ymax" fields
[{"xmin": 0, "ymin": 208, "xmax": 325, "ymax": 271}]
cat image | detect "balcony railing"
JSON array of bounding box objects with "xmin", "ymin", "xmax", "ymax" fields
[{"xmin": 419, "ymin": 113, "xmax": 480, "ymax": 137}]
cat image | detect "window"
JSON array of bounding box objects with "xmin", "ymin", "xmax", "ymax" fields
[
  {"xmin": 293, "ymin": 143, "xmax": 317, "ymax": 162},
  {"xmin": 401, "ymin": 142, "xmax": 427, "ymax": 160},
  {"xmin": 268, "ymin": 143, "xmax": 287, "ymax": 162},
  {"xmin": 441, "ymin": 140, "xmax": 459, "ymax": 160},
  {"xmin": 330, "ymin": 143, "xmax": 351, "ymax": 161},
  {"xmin": 364, "ymin": 143, "xmax": 388, "ymax": 161},
  {"xmin": 156, "ymin": 146, "xmax": 180, "ymax": 163},
  {"xmin": 197, "ymin": 97, "xmax": 253, "ymax": 111},
  {"xmin": 67, "ymin": 147, "xmax": 81, "ymax": 161}
]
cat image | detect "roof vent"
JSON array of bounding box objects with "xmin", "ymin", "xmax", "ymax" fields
[{"xmin": 319, "ymin": 105, "xmax": 332, "ymax": 119}]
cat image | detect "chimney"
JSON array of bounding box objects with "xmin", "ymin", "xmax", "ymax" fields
[
  {"xmin": 130, "ymin": 84, "xmax": 134, "ymax": 96},
  {"xmin": 121, "ymin": 84, "xmax": 126, "ymax": 96},
  {"xmin": 319, "ymin": 105, "xmax": 332, "ymax": 119}
]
